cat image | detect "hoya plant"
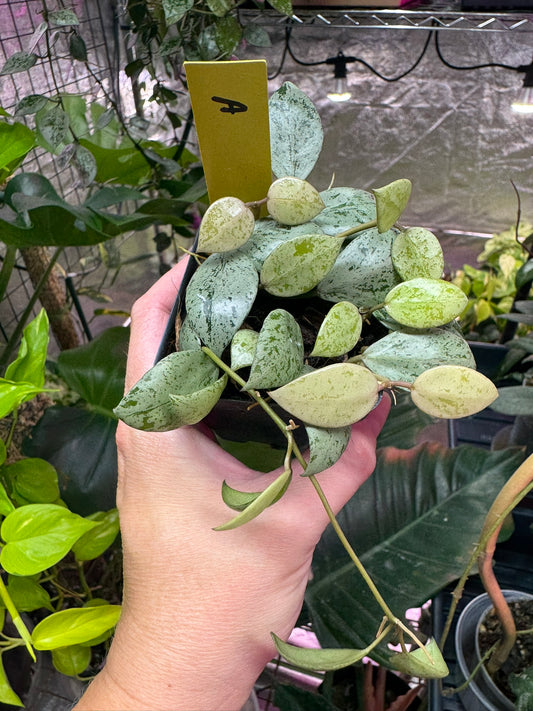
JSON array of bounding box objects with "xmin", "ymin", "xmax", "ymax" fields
[
  {"xmin": 0, "ymin": 310, "xmax": 121, "ymax": 706},
  {"xmin": 115, "ymin": 82, "xmax": 498, "ymax": 677}
]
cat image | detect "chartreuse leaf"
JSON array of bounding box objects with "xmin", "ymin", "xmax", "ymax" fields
[
  {"xmin": 72, "ymin": 509, "xmax": 119, "ymax": 561},
  {"xmin": 0, "ymin": 655, "xmax": 23, "ymax": 706},
  {"xmin": 214, "ymin": 468, "xmax": 291, "ymax": 531},
  {"xmin": 0, "ymin": 122, "xmax": 35, "ymax": 181},
  {"xmin": 361, "ymin": 328, "xmax": 475, "ymax": 383},
  {"xmin": 246, "ymin": 310, "xmax": 304, "ymax": 390},
  {"xmin": 267, "ymin": 177, "xmax": 324, "ymax": 226},
  {"xmin": 372, "ymin": 179, "xmax": 412, "ymax": 233},
  {"xmin": 390, "ymin": 638, "xmax": 448, "ymax": 679},
  {"xmin": 185, "ymin": 252, "xmax": 258, "ymax": 356},
  {"xmin": 392, "ymin": 227, "xmax": 444, "ymax": 280},
  {"xmin": 311, "ymin": 302, "xmax": 362, "ymax": 358},
  {"xmin": 114, "ymin": 350, "xmax": 225, "ymax": 431},
  {"xmin": 0, "ymin": 381, "xmax": 45, "ymax": 419},
  {"xmin": 0, "ymin": 442, "xmax": 5, "ymax": 467},
  {"xmin": 313, "ymin": 187, "xmax": 376, "ymax": 236},
  {"xmin": 197, "ymin": 197, "xmax": 255, "ymax": 254},
  {"xmin": 2, "ymin": 457, "xmax": 59, "ymax": 504},
  {"xmin": 303, "ymin": 425, "xmax": 351, "ymax": 477},
  {"xmin": 5, "ymin": 309, "xmax": 49, "ymax": 387},
  {"xmin": 230, "ymin": 329, "xmax": 259, "ymax": 371},
  {"xmin": 269, "ymin": 82, "xmax": 323, "ymax": 180},
  {"xmin": 491, "ymin": 386, "xmax": 533, "ymax": 416},
  {"xmin": 6, "ymin": 575, "xmax": 53, "ymax": 612},
  {"xmin": 0, "ymin": 482, "xmax": 14, "ymax": 517},
  {"xmin": 52, "ymin": 645, "xmax": 91, "ymax": 676},
  {"xmin": 261, "ymin": 234, "xmax": 341, "ymax": 298},
  {"xmin": 317, "ymin": 228, "xmax": 400, "ymax": 309},
  {"xmin": 271, "ymin": 633, "xmax": 371, "ymax": 672},
  {"xmin": 269, "ymin": 364, "xmax": 380, "ymax": 428},
  {"xmin": 411, "ymin": 365, "xmax": 498, "ymax": 419},
  {"xmin": 384, "ymin": 278, "xmax": 468, "ymax": 328},
  {"xmin": 0, "ymin": 504, "xmax": 98, "ymax": 575},
  {"xmin": 32, "ymin": 604, "xmax": 121, "ymax": 650}
]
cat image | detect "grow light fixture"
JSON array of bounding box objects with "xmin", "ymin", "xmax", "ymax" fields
[
  {"xmin": 511, "ymin": 62, "xmax": 533, "ymax": 115},
  {"xmin": 326, "ymin": 51, "xmax": 355, "ymax": 103}
]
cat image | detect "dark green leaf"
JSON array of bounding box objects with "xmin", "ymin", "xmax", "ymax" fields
[
  {"xmin": 376, "ymin": 392, "xmax": 434, "ymax": 449},
  {"xmin": 186, "ymin": 252, "xmax": 258, "ymax": 356},
  {"xmin": 215, "ymin": 16, "xmax": 242, "ymax": 56},
  {"xmin": 307, "ymin": 445, "xmax": 524, "ymax": 665},
  {"xmin": 274, "ymin": 683, "xmax": 341, "ymax": 711},
  {"xmin": 516, "ymin": 260, "xmax": 533, "ymax": 289},
  {"xmin": 35, "ymin": 105, "xmax": 70, "ymax": 152},
  {"xmin": 57, "ymin": 326, "xmax": 128, "ymax": 412},
  {"xmin": 6, "ymin": 575, "xmax": 53, "ymax": 612},
  {"xmin": 2, "ymin": 458, "xmax": 59, "ymax": 505},
  {"xmin": 243, "ymin": 25, "xmax": 271, "ymax": 47},
  {"xmin": 14, "ymin": 94, "xmax": 49, "ymax": 116},
  {"xmin": 492, "ymin": 386, "xmax": 533, "ymax": 416},
  {"xmin": 0, "ymin": 52, "xmax": 37, "ymax": 76},
  {"xmin": 69, "ymin": 33, "xmax": 88, "ymax": 61},
  {"xmin": 162, "ymin": 0, "xmax": 194, "ymax": 24}
]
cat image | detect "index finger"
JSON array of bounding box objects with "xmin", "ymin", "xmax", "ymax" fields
[{"xmin": 125, "ymin": 257, "xmax": 189, "ymax": 390}]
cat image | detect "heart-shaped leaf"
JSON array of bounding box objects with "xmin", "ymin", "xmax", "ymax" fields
[
  {"xmin": 272, "ymin": 633, "xmax": 369, "ymax": 671},
  {"xmin": 391, "ymin": 227, "xmax": 444, "ymax": 280},
  {"xmin": 390, "ymin": 638, "xmax": 449, "ymax": 679},
  {"xmin": 267, "ymin": 177, "xmax": 324, "ymax": 226},
  {"xmin": 260, "ymin": 233, "xmax": 341, "ymax": 297},
  {"xmin": 303, "ymin": 425, "xmax": 351, "ymax": 477},
  {"xmin": 231, "ymin": 329, "xmax": 259, "ymax": 371},
  {"xmin": 185, "ymin": 252, "xmax": 258, "ymax": 356},
  {"xmin": 114, "ymin": 350, "xmax": 223, "ymax": 431},
  {"xmin": 313, "ymin": 187, "xmax": 376, "ymax": 236},
  {"xmin": 197, "ymin": 196, "xmax": 255, "ymax": 253},
  {"xmin": 246, "ymin": 310, "xmax": 304, "ymax": 390},
  {"xmin": 372, "ymin": 179, "xmax": 412, "ymax": 233},
  {"xmin": 411, "ymin": 365, "xmax": 498, "ymax": 418},
  {"xmin": 311, "ymin": 302, "xmax": 362, "ymax": 358},
  {"xmin": 268, "ymin": 364, "xmax": 380, "ymax": 428},
  {"xmin": 384, "ymin": 278, "xmax": 468, "ymax": 328},
  {"xmin": 317, "ymin": 228, "xmax": 400, "ymax": 309},
  {"xmin": 36, "ymin": 105, "xmax": 70, "ymax": 152},
  {"xmin": 269, "ymin": 82, "xmax": 323, "ymax": 180},
  {"xmin": 361, "ymin": 328, "xmax": 475, "ymax": 383},
  {"xmin": 32, "ymin": 605, "xmax": 121, "ymax": 650},
  {"xmin": 214, "ymin": 468, "xmax": 292, "ymax": 530},
  {"xmin": 51, "ymin": 645, "xmax": 91, "ymax": 676},
  {"xmin": 0, "ymin": 504, "xmax": 98, "ymax": 576},
  {"xmin": 72, "ymin": 509, "xmax": 120, "ymax": 561}
]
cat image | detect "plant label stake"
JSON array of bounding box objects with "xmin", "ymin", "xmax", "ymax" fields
[{"xmin": 184, "ymin": 60, "xmax": 272, "ymax": 205}]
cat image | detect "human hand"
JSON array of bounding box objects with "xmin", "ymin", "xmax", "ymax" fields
[{"xmin": 75, "ymin": 258, "xmax": 390, "ymax": 711}]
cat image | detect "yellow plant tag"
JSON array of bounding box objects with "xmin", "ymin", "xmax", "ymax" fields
[{"xmin": 184, "ymin": 60, "xmax": 272, "ymax": 205}]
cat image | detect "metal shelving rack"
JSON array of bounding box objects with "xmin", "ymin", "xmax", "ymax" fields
[{"xmin": 241, "ymin": 0, "xmax": 533, "ymax": 32}]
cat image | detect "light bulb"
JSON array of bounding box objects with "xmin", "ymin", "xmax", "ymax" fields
[
  {"xmin": 511, "ymin": 86, "xmax": 533, "ymax": 115},
  {"xmin": 327, "ymin": 77, "xmax": 351, "ymax": 103}
]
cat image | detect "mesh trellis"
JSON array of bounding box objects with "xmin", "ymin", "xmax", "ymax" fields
[{"xmin": 0, "ymin": 0, "xmax": 128, "ymax": 350}]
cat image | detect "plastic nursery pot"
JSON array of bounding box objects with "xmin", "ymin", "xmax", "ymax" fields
[{"xmin": 454, "ymin": 590, "xmax": 533, "ymax": 711}]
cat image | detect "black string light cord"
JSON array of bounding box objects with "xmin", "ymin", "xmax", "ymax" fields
[{"xmin": 434, "ymin": 30, "xmax": 521, "ymax": 72}]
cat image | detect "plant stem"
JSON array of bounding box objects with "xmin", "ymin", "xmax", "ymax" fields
[{"xmin": 336, "ymin": 220, "xmax": 377, "ymax": 241}]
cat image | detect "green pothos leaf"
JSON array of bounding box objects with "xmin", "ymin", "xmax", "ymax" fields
[
  {"xmin": 311, "ymin": 302, "xmax": 362, "ymax": 358},
  {"xmin": 185, "ymin": 252, "xmax": 258, "ymax": 356},
  {"xmin": 269, "ymin": 363, "xmax": 380, "ymax": 428},
  {"xmin": 372, "ymin": 179, "xmax": 412, "ymax": 233},
  {"xmin": 303, "ymin": 425, "xmax": 351, "ymax": 477},
  {"xmin": 271, "ymin": 633, "xmax": 369, "ymax": 671},
  {"xmin": 32, "ymin": 605, "xmax": 121, "ymax": 650},
  {"xmin": 114, "ymin": 350, "xmax": 223, "ymax": 431},
  {"xmin": 269, "ymin": 82, "xmax": 323, "ymax": 180},
  {"xmin": 246, "ymin": 310, "xmax": 304, "ymax": 390},
  {"xmin": 214, "ymin": 468, "xmax": 292, "ymax": 530},
  {"xmin": 52, "ymin": 645, "xmax": 91, "ymax": 676},
  {"xmin": 230, "ymin": 329, "xmax": 259, "ymax": 371},
  {"xmin": 261, "ymin": 234, "xmax": 341, "ymax": 297}
]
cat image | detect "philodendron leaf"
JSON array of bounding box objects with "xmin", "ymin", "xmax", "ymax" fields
[
  {"xmin": 272, "ymin": 633, "xmax": 368, "ymax": 671},
  {"xmin": 303, "ymin": 425, "xmax": 351, "ymax": 477},
  {"xmin": 384, "ymin": 278, "xmax": 468, "ymax": 328},
  {"xmin": 411, "ymin": 365, "xmax": 498, "ymax": 418},
  {"xmin": 197, "ymin": 197, "xmax": 255, "ymax": 253},
  {"xmin": 269, "ymin": 82, "xmax": 323, "ymax": 180},
  {"xmin": 361, "ymin": 328, "xmax": 475, "ymax": 383},
  {"xmin": 390, "ymin": 639, "xmax": 449, "ymax": 679},
  {"xmin": 311, "ymin": 302, "xmax": 362, "ymax": 358},
  {"xmin": 260, "ymin": 234, "xmax": 341, "ymax": 297},
  {"xmin": 267, "ymin": 177, "xmax": 325, "ymax": 226},
  {"xmin": 231, "ymin": 329, "xmax": 259, "ymax": 371},
  {"xmin": 6, "ymin": 575, "xmax": 53, "ymax": 612},
  {"xmin": 0, "ymin": 504, "xmax": 98, "ymax": 576},
  {"xmin": 32, "ymin": 605, "xmax": 121, "ymax": 650},
  {"xmin": 0, "ymin": 655, "xmax": 22, "ymax": 707},
  {"xmin": 317, "ymin": 228, "xmax": 400, "ymax": 309},
  {"xmin": 246, "ymin": 310, "xmax": 304, "ymax": 390},
  {"xmin": 214, "ymin": 468, "xmax": 292, "ymax": 530},
  {"xmin": 185, "ymin": 252, "xmax": 258, "ymax": 356},
  {"xmin": 269, "ymin": 363, "xmax": 380, "ymax": 428},
  {"xmin": 115, "ymin": 351, "xmax": 226, "ymax": 431},
  {"xmin": 391, "ymin": 227, "xmax": 444, "ymax": 280},
  {"xmin": 372, "ymin": 179, "xmax": 412, "ymax": 233},
  {"xmin": 491, "ymin": 386, "xmax": 533, "ymax": 416},
  {"xmin": 313, "ymin": 187, "xmax": 376, "ymax": 236}
]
